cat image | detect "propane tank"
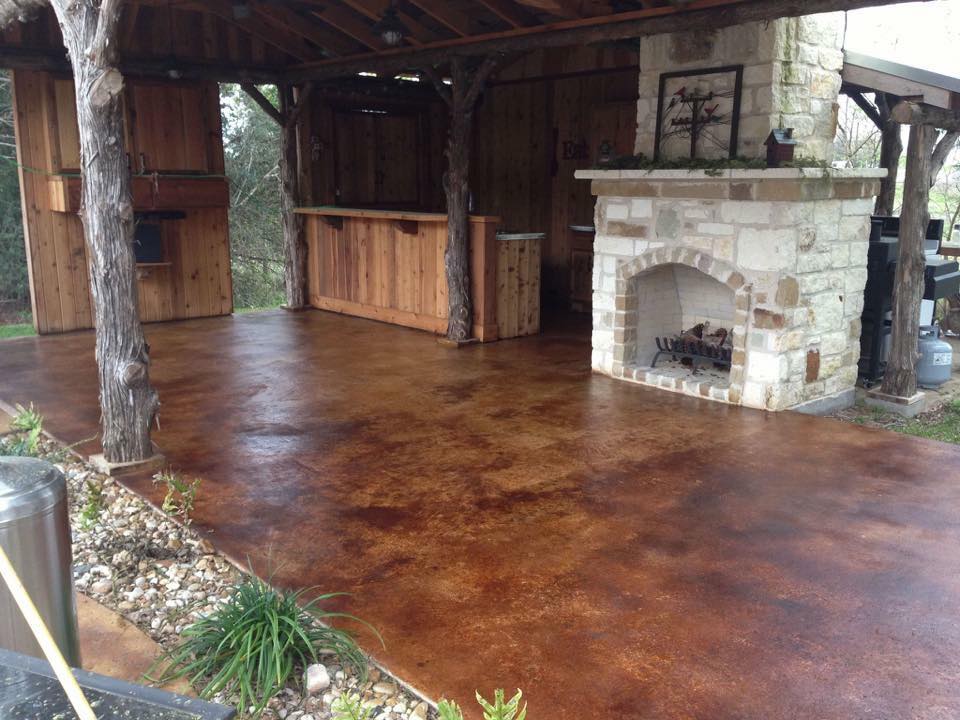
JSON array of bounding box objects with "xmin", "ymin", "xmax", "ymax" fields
[{"xmin": 917, "ymin": 324, "xmax": 953, "ymax": 389}]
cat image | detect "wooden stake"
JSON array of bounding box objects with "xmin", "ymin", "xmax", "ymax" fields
[{"xmin": 0, "ymin": 544, "xmax": 96, "ymax": 720}]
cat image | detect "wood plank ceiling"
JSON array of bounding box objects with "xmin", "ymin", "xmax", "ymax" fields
[{"xmin": 145, "ymin": 0, "xmax": 736, "ymax": 68}]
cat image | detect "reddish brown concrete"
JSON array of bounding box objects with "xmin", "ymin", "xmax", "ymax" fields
[{"xmin": 2, "ymin": 310, "xmax": 960, "ymax": 719}]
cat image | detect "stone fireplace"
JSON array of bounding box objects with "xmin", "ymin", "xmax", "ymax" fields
[
  {"xmin": 574, "ymin": 14, "xmax": 891, "ymax": 412},
  {"xmin": 577, "ymin": 168, "xmax": 887, "ymax": 411}
]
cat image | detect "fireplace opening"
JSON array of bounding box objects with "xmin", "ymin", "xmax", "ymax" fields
[{"xmin": 626, "ymin": 263, "xmax": 737, "ymax": 400}]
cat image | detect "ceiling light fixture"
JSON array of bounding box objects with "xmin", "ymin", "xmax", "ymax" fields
[{"xmin": 373, "ymin": 1, "xmax": 407, "ymax": 47}]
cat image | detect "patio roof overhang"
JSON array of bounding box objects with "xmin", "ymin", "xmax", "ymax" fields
[{"xmin": 0, "ymin": 0, "xmax": 939, "ymax": 85}]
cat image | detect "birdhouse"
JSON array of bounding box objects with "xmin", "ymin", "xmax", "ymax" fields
[{"xmin": 764, "ymin": 128, "xmax": 797, "ymax": 167}]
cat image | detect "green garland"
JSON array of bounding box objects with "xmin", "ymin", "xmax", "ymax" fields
[{"xmin": 595, "ymin": 154, "xmax": 832, "ymax": 176}]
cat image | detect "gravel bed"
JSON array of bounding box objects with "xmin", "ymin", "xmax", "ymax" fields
[{"xmin": 27, "ymin": 439, "xmax": 433, "ymax": 720}]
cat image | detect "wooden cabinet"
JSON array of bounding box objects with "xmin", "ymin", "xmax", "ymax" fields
[{"xmin": 496, "ymin": 234, "xmax": 542, "ymax": 339}]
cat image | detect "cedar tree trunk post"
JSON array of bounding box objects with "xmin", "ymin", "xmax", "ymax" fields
[
  {"xmin": 242, "ymin": 83, "xmax": 313, "ymax": 309},
  {"xmin": 875, "ymin": 93, "xmax": 903, "ymax": 217},
  {"xmin": 881, "ymin": 101, "xmax": 960, "ymax": 397},
  {"xmin": 426, "ymin": 56, "xmax": 498, "ymax": 341},
  {"xmin": 51, "ymin": 0, "xmax": 159, "ymax": 463},
  {"xmin": 279, "ymin": 84, "xmax": 306, "ymax": 309},
  {"xmin": 880, "ymin": 122, "xmax": 935, "ymax": 398}
]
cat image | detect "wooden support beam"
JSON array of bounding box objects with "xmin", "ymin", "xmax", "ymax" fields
[
  {"xmin": 46, "ymin": 0, "xmax": 159, "ymax": 463},
  {"xmin": 881, "ymin": 123, "xmax": 936, "ymax": 399},
  {"xmin": 290, "ymin": 0, "xmax": 929, "ymax": 82},
  {"xmin": 892, "ymin": 100, "xmax": 960, "ymax": 132},
  {"xmin": 0, "ymin": 45, "xmax": 287, "ymax": 83},
  {"xmin": 241, "ymin": 83, "xmax": 283, "ymax": 125},
  {"xmin": 278, "ymin": 83, "xmax": 308, "ymax": 310},
  {"xmin": 843, "ymin": 86, "xmax": 881, "ymax": 129},
  {"xmin": 875, "ymin": 92, "xmax": 902, "ymax": 216},
  {"xmin": 425, "ymin": 55, "xmax": 499, "ymax": 341}
]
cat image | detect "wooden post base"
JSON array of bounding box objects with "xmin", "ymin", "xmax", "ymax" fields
[
  {"xmin": 89, "ymin": 449, "xmax": 166, "ymax": 477},
  {"xmin": 864, "ymin": 388, "xmax": 927, "ymax": 418},
  {"xmin": 437, "ymin": 336, "xmax": 481, "ymax": 349}
]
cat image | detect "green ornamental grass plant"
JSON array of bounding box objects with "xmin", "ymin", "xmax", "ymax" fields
[{"xmin": 152, "ymin": 573, "xmax": 380, "ymax": 716}]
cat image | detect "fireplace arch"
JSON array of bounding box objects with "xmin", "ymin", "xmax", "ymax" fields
[{"xmin": 611, "ymin": 246, "xmax": 752, "ymax": 405}]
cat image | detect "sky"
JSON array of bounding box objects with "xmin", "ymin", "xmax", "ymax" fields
[{"xmin": 845, "ymin": 0, "xmax": 960, "ymax": 76}]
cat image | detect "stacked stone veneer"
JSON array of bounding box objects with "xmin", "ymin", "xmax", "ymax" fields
[
  {"xmin": 576, "ymin": 168, "xmax": 888, "ymax": 411},
  {"xmin": 636, "ymin": 13, "xmax": 845, "ymax": 162}
]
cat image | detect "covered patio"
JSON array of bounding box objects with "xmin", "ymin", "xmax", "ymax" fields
[{"xmin": 2, "ymin": 311, "xmax": 960, "ymax": 719}]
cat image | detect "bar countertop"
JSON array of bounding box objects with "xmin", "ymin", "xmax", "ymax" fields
[{"xmin": 294, "ymin": 206, "xmax": 500, "ymax": 223}]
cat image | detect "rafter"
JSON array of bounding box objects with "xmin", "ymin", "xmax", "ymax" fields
[
  {"xmin": 190, "ymin": 0, "xmax": 324, "ymax": 63},
  {"xmin": 406, "ymin": 0, "xmax": 473, "ymax": 37},
  {"xmin": 289, "ymin": 0, "xmax": 930, "ymax": 82},
  {"xmin": 310, "ymin": 4, "xmax": 388, "ymax": 51},
  {"xmin": 475, "ymin": 0, "xmax": 538, "ymax": 27},
  {"xmin": 249, "ymin": 2, "xmax": 359, "ymax": 57}
]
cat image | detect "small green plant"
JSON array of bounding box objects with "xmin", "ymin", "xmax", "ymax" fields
[
  {"xmin": 151, "ymin": 573, "xmax": 378, "ymax": 716},
  {"xmin": 80, "ymin": 479, "xmax": 105, "ymax": 528},
  {"xmin": 332, "ymin": 692, "xmax": 373, "ymax": 720},
  {"xmin": 2, "ymin": 403, "xmax": 44, "ymax": 456},
  {"xmin": 153, "ymin": 469, "xmax": 201, "ymax": 524},
  {"xmin": 439, "ymin": 689, "xmax": 527, "ymax": 720},
  {"xmin": 476, "ymin": 690, "xmax": 527, "ymax": 720},
  {"xmin": 438, "ymin": 698, "xmax": 465, "ymax": 720}
]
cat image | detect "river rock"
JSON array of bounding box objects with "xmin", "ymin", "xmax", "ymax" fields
[{"xmin": 305, "ymin": 664, "xmax": 331, "ymax": 695}]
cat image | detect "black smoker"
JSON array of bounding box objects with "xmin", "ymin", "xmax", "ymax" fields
[{"xmin": 858, "ymin": 216, "xmax": 960, "ymax": 384}]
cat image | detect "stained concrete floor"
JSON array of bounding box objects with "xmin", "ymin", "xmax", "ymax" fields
[{"xmin": 2, "ymin": 310, "xmax": 960, "ymax": 719}]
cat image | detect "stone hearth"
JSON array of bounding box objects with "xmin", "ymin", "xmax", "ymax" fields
[{"xmin": 576, "ymin": 168, "xmax": 888, "ymax": 412}]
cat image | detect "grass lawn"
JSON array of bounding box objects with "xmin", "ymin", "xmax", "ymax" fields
[
  {"xmin": 235, "ymin": 305, "xmax": 282, "ymax": 314},
  {"xmin": 0, "ymin": 323, "xmax": 35, "ymax": 339},
  {"xmin": 902, "ymin": 400, "xmax": 960, "ymax": 444},
  {"xmin": 839, "ymin": 398, "xmax": 960, "ymax": 446}
]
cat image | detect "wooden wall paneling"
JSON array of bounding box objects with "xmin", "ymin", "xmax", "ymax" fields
[
  {"xmin": 496, "ymin": 239, "xmax": 511, "ymax": 339},
  {"xmin": 418, "ymin": 223, "xmax": 436, "ymax": 317},
  {"xmin": 526, "ymin": 236, "xmax": 541, "ymax": 334},
  {"xmin": 164, "ymin": 218, "xmax": 186, "ymax": 319},
  {"xmin": 179, "ymin": 85, "xmax": 210, "ymax": 172},
  {"xmin": 13, "ymin": 70, "xmax": 61, "ymax": 333},
  {"xmin": 52, "ymin": 79, "xmax": 80, "ymax": 171}
]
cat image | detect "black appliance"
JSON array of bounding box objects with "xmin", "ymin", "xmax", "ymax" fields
[{"xmin": 858, "ymin": 216, "xmax": 960, "ymax": 384}]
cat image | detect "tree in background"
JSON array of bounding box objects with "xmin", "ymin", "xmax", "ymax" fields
[
  {"xmin": 931, "ymin": 154, "xmax": 960, "ymax": 242},
  {"xmin": 220, "ymin": 84, "xmax": 284, "ymax": 310},
  {"xmin": 0, "ymin": 71, "xmax": 29, "ymax": 325},
  {"xmin": 834, "ymin": 94, "xmax": 883, "ymax": 170}
]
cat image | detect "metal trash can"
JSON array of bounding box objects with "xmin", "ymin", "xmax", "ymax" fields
[{"xmin": 0, "ymin": 457, "xmax": 79, "ymax": 666}]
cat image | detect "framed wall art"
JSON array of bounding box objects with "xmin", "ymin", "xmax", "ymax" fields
[{"xmin": 653, "ymin": 65, "xmax": 744, "ymax": 161}]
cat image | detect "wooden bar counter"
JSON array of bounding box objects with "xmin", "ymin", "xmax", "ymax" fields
[{"xmin": 297, "ymin": 207, "xmax": 503, "ymax": 341}]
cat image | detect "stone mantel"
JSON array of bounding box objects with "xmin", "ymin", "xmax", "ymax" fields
[
  {"xmin": 575, "ymin": 167, "xmax": 889, "ymax": 203},
  {"xmin": 575, "ymin": 168, "xmax": 889, "ymax": 181}
]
